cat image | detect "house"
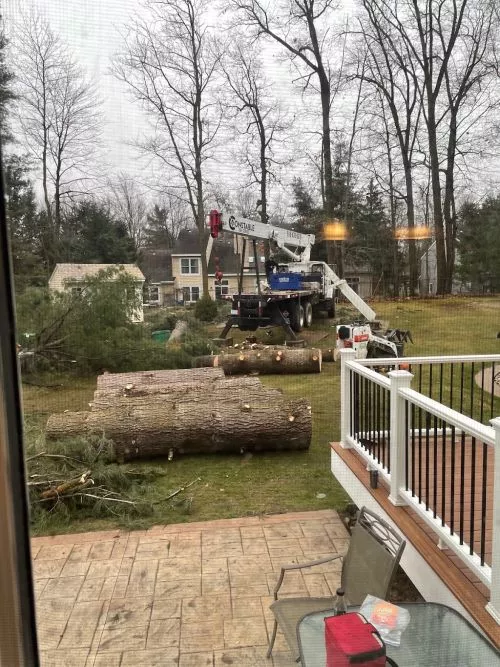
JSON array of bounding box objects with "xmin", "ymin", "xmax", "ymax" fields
[
  {"xmin": 171, "ymin": 228, "xmax": 265, "ymax": 304},
  {"xmin": 419, "ymin": 241, "xmax": 438, "ymax": 295},
  {"xmin": 342, "ymin": 261, "xmax": 374, "ymax": 300},
  {"xmin": 419, "ymin": 241, "xmax": 470, "ymax": 295},
  {"xmin": 138, "ymin": 249, "xmax": 175, "ymax": 306},
  {"xmin": 48, "ymin": 263, "xmax": 145, "ymax": 322}
]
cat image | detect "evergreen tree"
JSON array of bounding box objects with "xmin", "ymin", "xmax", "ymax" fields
[
  {"xmin": 1, "ymin": 29, "xmax": 47, "ymax": 289},
  {"xmin": 457, "ymin": 197, "xmax": 500, "ymax": 292},
  {"xmin": 143, "ymin": 204, "xmax": 175, "ymax": 248},
  {"xmin": 63, "ymin": 200, "xmax": 137, "ymax": 264},
  {"xmin": 291, "ymin": 177, "xmax": 327, "ymax": 261},
  {"xmin": 4, "ymin": 155, "xmax": 45, "ymax": 287},
  {"xmin": 348, "ymin": 180, "xmax": 395, "ymax": 295}
]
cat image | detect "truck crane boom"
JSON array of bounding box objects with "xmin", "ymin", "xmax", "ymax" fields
[
  {"xmin": 215, "ymin": 212, "xmax": 316, "ymax": 262},
  {"xmin": 208, "ymin": 209, "xmax": 376, "ymax": 322}
]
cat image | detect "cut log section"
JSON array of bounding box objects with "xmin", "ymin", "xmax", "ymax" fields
[
  {"xmin": 321, "ymin": 348, "xmax": 337, "ymax": 363},
  {"xmin": 97, "ymin": 367, "xmax": 224, "ymax": 389},
  {"xmin": 91, "ymin": 382, "xmax": 283, "ymax": 411},
  {"xmin": 193, "ymin": 348, "xmax": 322, "ymax": 375},
  {"xmin": 46, "ymin": 397, "xmax": 312, "ymax": 459}
]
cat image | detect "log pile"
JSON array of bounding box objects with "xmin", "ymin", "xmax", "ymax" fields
[
  {"xmin": 46, "ymin": 368, "xmax": 312, "ymax": 460},
  {"xmin": 193, "ymin": 347, "xmax": 322, "ymax": 375}
]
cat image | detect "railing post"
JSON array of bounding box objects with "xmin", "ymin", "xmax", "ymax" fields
[
  {"xmin": 388, "ymin": 369, "xmax": 413, "ymax": 506},
  {"xmin": 486, "ymin": 417, "xmax": 500, "ymax": 622},
  {"xmin": 340, "ymin": 349, "xmax": 356, "ymax": 449}
]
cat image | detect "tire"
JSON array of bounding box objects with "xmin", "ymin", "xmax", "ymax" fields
[
  {"xmin": 304, "ymin": 301, "xmax": 313, "ymax": 328},
  {"xmin": 327, "ymin": 301, "xmax": 335, "ymax": 318},
  {"xmin": 290, "ymin": 302, "xmax": 305, "ymax": 332}
]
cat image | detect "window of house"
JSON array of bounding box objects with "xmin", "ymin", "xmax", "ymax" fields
[
  {"xmin": 346, "ymin": 277, "xmax": 360, "ymax": 294},
  {"xmin": 215, "ymin": 279, "xmax": 229, "ymax": 298},
  {"xmin": 148, "ymin": 286, "xmax": 159, "ymax": 302},
  {"xmin": 182, "ymin": 286, "xmax": 200, "ymax": 302},
  {"xmin": 181, "ymin": 258, "xmax": 199, "ymax": 274},
  {"xmin": 71, "ymin": 286, "xmax": 83, "ymax": 296}
]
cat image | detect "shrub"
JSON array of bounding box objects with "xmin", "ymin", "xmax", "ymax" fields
[
  {"xmin": 181, "ymin": 333, "xmax": 218, "ymax": 357},
  {"xmin": 214, "ymin": 300, "xmax": 232, "ymax": 323},
  {"xmin": 194, "ymin": 296, "xmax": 218, "ymax": 322}
]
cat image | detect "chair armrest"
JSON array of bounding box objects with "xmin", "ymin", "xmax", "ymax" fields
[{"xmin": 273, "ymin": 553, "xmax": 344, "ymax": 600}]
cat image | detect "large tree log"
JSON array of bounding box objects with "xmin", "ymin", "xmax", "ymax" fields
[
  {"xmin": 46, "ymin": 397, "xmax": 312, "ymax": 458},
  {"xmin": 45, "ymin": 412, "xmax": 89, "ymax": 440},
  {"xmin": 193, "ymin": 348, "xmax": 322, "ymax": 375},
  {"xmin": 96, "ymin": 367, "xmax": 224, "ymax": 390},
  {"xmin": 91, "ymin": 375, "xmax": 270, "ymax": 410},
  {"xmin": 91, "ymin": 381, "xmax": 283, "ymax": 411}
]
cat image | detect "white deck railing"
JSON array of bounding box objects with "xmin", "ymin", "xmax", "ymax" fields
[{"xmin": 339, "ymin": 348, "xmax": 500, "ymax": 623}]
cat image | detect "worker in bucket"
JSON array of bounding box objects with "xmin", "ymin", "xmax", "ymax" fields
[{"xmin": 265, "ymin": 254, "xmax": 279, "ymax": 281}]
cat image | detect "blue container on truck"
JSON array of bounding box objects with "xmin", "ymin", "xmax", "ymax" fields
[{"xmin": 268, "ymin": 272, "xmax": 303, "ymax": 290}]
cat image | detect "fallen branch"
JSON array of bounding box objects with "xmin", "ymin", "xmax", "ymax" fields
[
  {"xmin": 40, "ymin": 470, "xmax": 92, "ymax": 499},
  {"xmin": 26, "ymin": 452, "xmax": 85, "ymax": 466},
  {"xmin": 153, "ymin": 476, "xmax": 201, "ymax": 505},
  {"xmin": 73, "ymin": 493, "xmax": 137, "ymax": 505}
]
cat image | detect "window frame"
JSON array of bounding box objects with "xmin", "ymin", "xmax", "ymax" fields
[
  {"xmin": 180, "ymin": 257, "xmax": 199, "ymax": 275},
  {"xmin": 215, "ymin": 279, "xmax": 229, "ymax": 299}
]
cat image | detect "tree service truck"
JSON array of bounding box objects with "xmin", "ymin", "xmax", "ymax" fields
[{"xmin": 208, "ymin": 210, "xmax": 410, "ymax": 359}]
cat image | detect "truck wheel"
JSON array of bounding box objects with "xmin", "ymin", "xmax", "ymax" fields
[
  {"xmin": 304, "ymin": 301, "xmax": 313, "ymax": 328},
  {"xmin": 290, "ymin": 303, "xmax": 305, "ymax": 332},
  {"xmin": 327, "ymin": 302, "xmax": 335, "ymax": 318}
]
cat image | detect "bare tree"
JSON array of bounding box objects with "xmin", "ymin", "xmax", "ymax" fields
[
  {"xmin": 113, "ymin": 0, "xmax": 222, "ymax": 298},
  {"xmin": 230, "ymin": 0, "xmax": 345, "ymax": 273},
  {"xmin": 222, "ymin": 42, "xmax": 290, "ymax": 245},
  {"xmin": 359, "ymin": 0, "xmax": 499, "ymax": 294},
  {"xmin": 143, "ymin": 192, "xmax": 191, "ymax": 248},
  {"xmin": 109, "ymin": 172, "xmax": 148, "ymax": 251},
  {"xmin": 357, "ymin": 1, "xmax": 423, "ymax": 295},
  {"xmin": 14, "ymin": 11, "xmax": 101, "ymax": 265}
]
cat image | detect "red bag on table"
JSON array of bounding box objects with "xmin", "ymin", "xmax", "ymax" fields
[{"xmin": 324, "ymin": 612, "xmax": 386, "ymax": 666}]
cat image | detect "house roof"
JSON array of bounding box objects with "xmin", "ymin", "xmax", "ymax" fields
[
  {"xmin": 172, "ymin": 228, "xmax": 207, "ymax": 255},
  {"xmin": 172, "ymin": 228, "xmax": 266, "ymax": 275},
  {"xmin": 208, "ymin": 238, "xmax": 241, "ymax": 274},
  {"xmin": 138, "ymin": 249, "xmax": 173, "ymax": 283},
  {"xmin": 49, "ymin": 263, "xmax": 145, "ymax": 284}
]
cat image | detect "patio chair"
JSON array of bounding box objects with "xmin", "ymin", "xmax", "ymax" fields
[{"xmin": 266, "ymin": 506, "xmax": 406, "ymax": 661}]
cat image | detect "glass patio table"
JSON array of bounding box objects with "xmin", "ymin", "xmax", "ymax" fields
[{"xmin": 297, "ymin": 602, "xmax": 500, "ymax": 666}]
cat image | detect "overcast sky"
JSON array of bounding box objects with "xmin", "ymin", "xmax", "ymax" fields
[
  {"xmin": 4, "ymin": 0, "xmax": 322, "ymax": 213},
  {"xmin": 5, "ymin": 0, "xmax": 149, "ymax": 177}
]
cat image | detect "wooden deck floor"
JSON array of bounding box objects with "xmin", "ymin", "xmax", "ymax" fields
[{"xmin": 331, "ymin": 440, "xmax": 500, "ymax": 649}]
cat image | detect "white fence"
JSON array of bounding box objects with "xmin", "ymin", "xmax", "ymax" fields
[{"xmin": 339, "ymin": 348, "xmax": 500, "ymax": 622}]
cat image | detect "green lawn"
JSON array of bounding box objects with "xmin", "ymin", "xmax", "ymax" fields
[{"xmin": 23, "ymin": 296, "xmax": 500, "ymax": 535}]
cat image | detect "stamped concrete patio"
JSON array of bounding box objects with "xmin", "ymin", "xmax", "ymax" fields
[{"xmin": 32, "ymin": 509, "xmax": 348, "ymax": 667}]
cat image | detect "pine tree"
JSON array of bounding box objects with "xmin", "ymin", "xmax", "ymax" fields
[
  {"xmin": 143, "ymin": 204, "xmax": 175, "ymax": 248},
  {"xmin": 457, "ymin": 197, "xmax": 500, "ymax": 292},
  {"xmin": 4, "ymin": 155, "xmax": 44, "ymax": 287},
  {"xmin": 350, "ymin": 180, "xmax": 395, "ymax": 295},
  {"xmin": 63, "ymin": 200, "xmax": 137, "ymax": 264}
]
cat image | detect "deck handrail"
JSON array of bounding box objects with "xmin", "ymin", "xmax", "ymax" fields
[
  {"xmin": 339, "ymin": 348, "xmax": 500, "ymax": 623},
  {"xmin": 358, "ymin": 353, "xmax": 500, "ymax": 366}
]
